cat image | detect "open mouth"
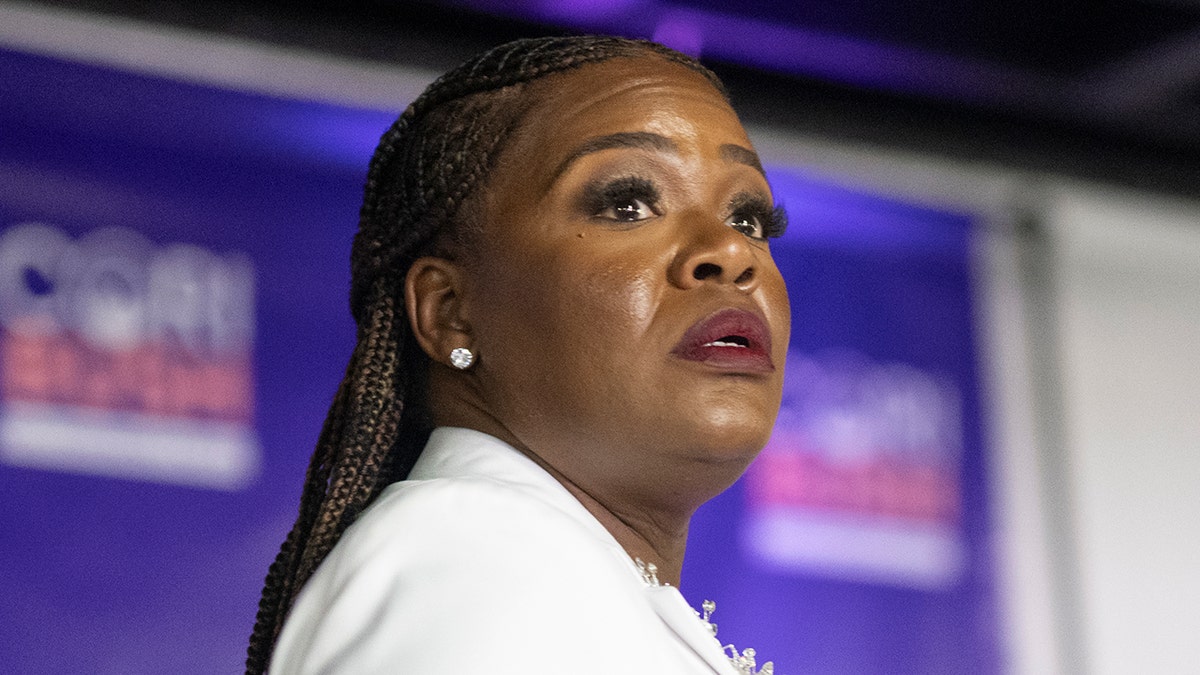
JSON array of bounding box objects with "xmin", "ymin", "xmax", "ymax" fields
[
  {"xmin": 704, "ymin": 335, "xmax": 751, "ymax": 348},
  {"xmin": 672, "ymin": 309, "xmax": 774, "ymax": 373}
]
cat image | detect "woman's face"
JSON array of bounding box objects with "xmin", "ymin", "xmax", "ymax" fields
[{"xmin": 462, "ymin": 56, "xmax": 790, "ymax": 507}]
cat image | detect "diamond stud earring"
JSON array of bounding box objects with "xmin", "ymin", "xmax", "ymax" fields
[{"xmin": 449, "ymin": 347, "xmax": 475, "ymax": 370}]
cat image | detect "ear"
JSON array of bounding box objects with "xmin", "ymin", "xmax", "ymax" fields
[{"xmin": 404, "ymin": 256, "xmax": 471, "ymax": 367}]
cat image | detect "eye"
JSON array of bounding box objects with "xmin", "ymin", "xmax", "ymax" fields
[
  {"xmin": 583, "ymin": 176, "xmax": 662, "ymax": 224},
  {"xmin": 727, "ymin": 212, "xmax": 765, "ymax": 238},
  {"xmin": 727, "ymin": 193, "xmax": 788, "ymax": 240},
  {"xmin": 602, "ymin": 197, "xmax": 656, "ymax": 223}
]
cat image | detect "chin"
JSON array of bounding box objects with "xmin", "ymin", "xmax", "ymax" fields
[
  {"xmin": 686, "ymin": 427, "xmax": 772, "ymax": 504},
  {"xmin": 630, "ymin": 411, "xmax": 776, "ymax": 510},
  {"xmin": 686, "ymin": 376, "xmax": 782, "ymax": 449},
  {"xmin": 691, "ymin": 411, "xmax": 777, "ymax": 466}
]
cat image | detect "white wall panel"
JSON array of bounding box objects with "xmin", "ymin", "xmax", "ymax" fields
[{"xmin": 1050, "ymin": 189, "xmax": 1200, "ymax": 674}]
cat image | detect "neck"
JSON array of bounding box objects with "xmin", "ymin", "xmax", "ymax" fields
[
  {"xmin": 543, "ymin": 462, "xmax": 693, "ymax": 586},
  {"xmin": 474, "ymin": 419, "xmax": 695, "ymax": 585},
  {"xmin": 431, "ymin": 380, "xmax": 698, "ymax": 586}
]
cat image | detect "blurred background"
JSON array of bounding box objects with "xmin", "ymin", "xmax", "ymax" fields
[{"xmin": 1, "ymin": 1, "xmax": 1197, "ymax": 673}]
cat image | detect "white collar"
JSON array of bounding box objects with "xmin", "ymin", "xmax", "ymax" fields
[
  {"xmin": 407, "ymin": 427, "xmax": 743, "ymax": 675},
  {"xmin": 408, "ymin": 426, "xmax": 620, "ymax": 547}
]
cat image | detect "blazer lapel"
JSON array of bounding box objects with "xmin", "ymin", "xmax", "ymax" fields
[{"xmin": 644, "ymin": 585, "xmax": 737, "ymax": 674}]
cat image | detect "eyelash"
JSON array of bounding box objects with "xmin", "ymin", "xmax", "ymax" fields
[
  {"xmin": 727, "ymin": 193, "xmax": 788, "ymax": 240},
  {"xmin": 583, "ymin": 176, "xmax": 661, "ymax": 224},
  {"xmin": 583, "ymin": 176, "xmax": 787, "ymax": 240}
]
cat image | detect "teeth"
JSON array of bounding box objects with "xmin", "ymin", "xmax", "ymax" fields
[{"xmin": 705, "ymin": 340, "xmax": 747, "ymax": 348}]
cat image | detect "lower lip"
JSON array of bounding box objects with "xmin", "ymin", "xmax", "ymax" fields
[{"xmin": 672, "ymin": 344, "xmax": 775, "ymax": 373}]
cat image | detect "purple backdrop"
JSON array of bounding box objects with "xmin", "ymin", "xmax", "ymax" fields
[
  {"xmin": 682, "ymin": 171, "xmax": 997, "ymax": 673},
  {"xmin": 0, "ymin": 48, "xmax": 995, "ymax": 674}
]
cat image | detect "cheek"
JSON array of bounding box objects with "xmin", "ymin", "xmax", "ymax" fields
[
  {"xmin": 574, "ymin": 261, "xmax": 659, "ymax": 336},
  {"xmin": 761, "ymin": 262, "xmax": 791, "ymax": 352},
  {"xmin": 475, "ymin": 239, "xmax": 661, "ymax": 363}
]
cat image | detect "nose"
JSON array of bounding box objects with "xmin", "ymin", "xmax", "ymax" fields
[{"xmin": 668, "ymin": 215, "xmax": 760, "ymax": 292}]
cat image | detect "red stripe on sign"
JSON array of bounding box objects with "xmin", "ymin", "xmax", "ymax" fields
[
  {"xmin": 1, "ymin": 330, "xmax": 253, "ymax": 423},
  {"xmin": 747, "ymin": 449, "xmax": 961, "ymax": 525}
]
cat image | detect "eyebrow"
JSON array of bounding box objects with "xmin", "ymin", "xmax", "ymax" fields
[
  {"xmin": 550, "ymin": 131, "xmax": 766, "ymax": 181},
  {"xmin": 551, "ymin": 132, "xmax": 676, "ymax": 181},
  {"xmin": 720, "ymin": 143, "xmax": 765, "ymax": 177}
]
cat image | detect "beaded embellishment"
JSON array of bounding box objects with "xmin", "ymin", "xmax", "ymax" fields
[{"xmin": 634, "ymin": 559, "xmax": 774, "ymax": 675}]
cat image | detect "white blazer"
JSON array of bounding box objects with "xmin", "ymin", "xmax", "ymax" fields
[{"xmin": 270, "ymin": 427, "xmax": 739, "ymax": 674}]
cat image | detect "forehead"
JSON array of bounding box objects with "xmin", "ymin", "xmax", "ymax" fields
[{"xmin": 500, "ymin": 56, "xmax": 750, "ymax": 181}]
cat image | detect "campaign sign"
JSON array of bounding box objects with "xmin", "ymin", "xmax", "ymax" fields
[
  {"xmin": 0, "ymin": 222, "xmax": 258, "ymax": 489},
  {"xmin": 0, "ymin": 46, "xmax": 393, "ymax": 673},
  {"xmin": 747, "ymin": 349, "xmax": 965, "ymax": 588}
]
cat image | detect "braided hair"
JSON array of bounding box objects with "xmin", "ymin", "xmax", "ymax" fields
[{"xmin": 245, "ymin": 34, "xmax": 726, "ymax": 674}]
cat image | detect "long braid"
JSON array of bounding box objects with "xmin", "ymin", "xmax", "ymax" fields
[{"xmin": 246, "ymin": 35, "xmax": 725, "ymax": 674}]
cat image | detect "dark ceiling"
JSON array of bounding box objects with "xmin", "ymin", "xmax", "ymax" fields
[{"xmin": 30, "ymin": 0, "xmax": 1200, "ymax": 196}]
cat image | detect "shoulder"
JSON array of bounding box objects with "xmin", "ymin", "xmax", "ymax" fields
[
  {"xmin": 325, "ymin": 474, "xmax": 614, "ymax": 580},
  {"xmin": 270, "ymin": 476, "xmax": 667, "ymax": 675}
]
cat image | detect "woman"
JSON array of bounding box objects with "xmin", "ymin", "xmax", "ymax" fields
[{"xmin": 248, "ymin": 35, "xmax": 789, "ymax": 675}]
